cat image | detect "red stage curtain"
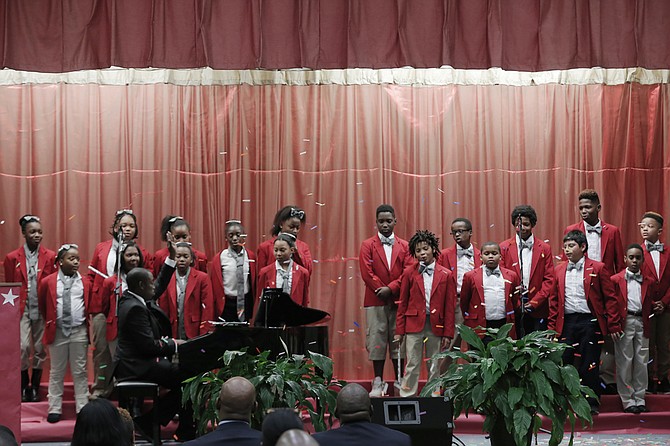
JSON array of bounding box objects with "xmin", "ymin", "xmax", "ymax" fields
[
  {"xmin": 1, "ymin": 0, "xmax": 670, "ymax": 72},
  {"xmin": 1, "ymin": 82, "xmax": 668, "ymax": 379}
]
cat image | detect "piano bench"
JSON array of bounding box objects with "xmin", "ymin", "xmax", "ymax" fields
[{"xmin": 115, "ymin": 381, "xmax": 161, "ymax": 446}]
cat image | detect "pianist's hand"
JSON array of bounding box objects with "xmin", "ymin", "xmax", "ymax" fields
[{"xmin": 174, "ymin": 339, "xmax": 186, "ymax": 346}]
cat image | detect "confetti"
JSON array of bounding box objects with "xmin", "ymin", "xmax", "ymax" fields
[
  {"xmin": 356, "ymin": 182, "xmax": 363, "ymax": 185},
  {"xmin": 242, "ymin": 199, "xmax": 251, "ymax": 203},
  {"xmin": 316, "ymin": 202, "xmax": 325, "ymax": 206},
  {"xmin": 353, "ymin": 321, "xmax": 360, "ymax": 327},
  {"xmin": 310, "ymin": 225, "xmax": 318, "ymax": 230},
  {"xmin": 489, "ymin": 224, "xmax": 495, "ymax": 228},
  {"xmin": 0, "ymin": 220, "xmax": 4, "ymax": 225},
  {"xmin": 437, "ymin": 188, "xmax": 444, "ymax": 193},
  {"xmin": 299, "ymin": 151, "xmax": 307, "ymax": 155},
  {"xmin": 453, "ymin": 201, "xmax": 460, "ymax": 205},
  {"xmin": 68, "ymin": 215, "xmax": 76, "ymax": 220}
]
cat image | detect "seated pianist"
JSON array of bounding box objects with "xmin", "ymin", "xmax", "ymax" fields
[{"xmin": 113, "ymin": 244, "xmax": 197, "ymax": 441}]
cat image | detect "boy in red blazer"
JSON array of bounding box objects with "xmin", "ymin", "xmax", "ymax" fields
[
  {"xmin": 639, "ymin": 211, "xmax": 670, "ymax": 393},
  {"xmin": 3, "ymin": 215, "xmax": 57, "ymax": 402},
  {"xmin": 157, "ymin": 243, "xmax": 214, "ymax": 339},
  {"xmin": 548, "ymin": 230, "xmax": 623, "ymax": 414},
  {"xmin": 461, "ymin": 242, "xmax": 521, "ymax": 341},
  {"xmin": 38, "ymin": 244, "xmax": 91, "ymax": 423},
  {"xmin": 563, "ymin": 189, "xmax": 625, "ymax": 393},
  {"xmin": 611, "ymin": 244, "xmax": 653, "ymax": 413},
  {"xmin": 500, "ymin": 205, "xmax": 556, "ymax": 337},
  {"xmin": 394, "ymin": 230, "xmax": 456, "ymax": 397},
  {"xmin": 359, "ymin": 204, "xmax": 411, "ymax": 396},
  {"xmin": 209, "ymin": 220, "xmax": 257, "ymax": 322},
  {"xmin": 257, "ymin": 233, "xmax": 310, "ymax": 307}
]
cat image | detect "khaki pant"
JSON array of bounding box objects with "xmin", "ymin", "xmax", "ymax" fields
[
  {"xmin": 20, "ymin": 307, "xmax": 47, "ymax": 370},
  {"xmin": 366, "ymin": 306, "xmax": 401, "ymax": 360},
  {"xmin": 649, "ymin": 310, "xmax": 670, "ymax": 381},
  {"xmin": 400, "ymin": 316, "xmax": 441, "ymax": 397},
  {"xmin": 614, "ymin": 315, "xmax": 648, "ymax": 408},
  {"xmin": 47, "ymin": 325, "xmax": 90, "ymax": 414},
  {"xmin": 90, "ymin": 313, "xmax": 115, "ymax": 397}
]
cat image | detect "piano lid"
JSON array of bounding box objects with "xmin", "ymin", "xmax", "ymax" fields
[{"xmin": 254, "ymin": 288, "xmax": 329, "ymax": 327}]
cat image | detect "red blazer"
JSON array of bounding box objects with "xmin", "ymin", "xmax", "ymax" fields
[
  {"xmin": 460, "ymin": 267, "xmax": 521, "ymax": 337},
  {"xmin": 562, "ymin": 221, "xmax": 624, "ymax": 274},
  {"xmin": 359, "ymin": 235, "xmax": 412, "ymax": 307},
  {"xmin": 548, "ymin": 258, "xmax": 622, "ymax": 336},
  {"xmin": 396, "ymin": 263, "xmax": 457, "ymax": 338},
  {"xmin": 611, "ymin": 270, "xmax": 653, "ymax": 338},
  {"xmin": 4, "ymin": 245, "xmax": 57, "ymax": 314},
  {"xmin": 499, "ymin": 237, "xmax": 556, "ymax": 319},
  {"xmin": 38, "ymin": 271, "xmax": 92, "ymax": 345},
  {"xmin": 153, "ymin": 247, "xmax": 208, "ymax": 278},
  {"xmin": 257, "ymin": 262, "xmax": 310, "ymax": 307},
  {"xmin": 437, "ymin": 245, "xmax": 482, "ymax": 288},
  {"xmin": 256, "ymin": 238, "xmax": 313, "ymax": 278},
  {"xmin": 641, "ymin": 242, "xmax": 670, "ymax": 307},
  {"xmin": 87, "ymin": 239, "xmax": 152, "ymax": 313},
  {"xmin": 157, "ymin": 269, "xmax": 215, "ymax": 339},
  {"xmin": 208, "ymin": 249, "xmax": 257, "ymax": 317}
]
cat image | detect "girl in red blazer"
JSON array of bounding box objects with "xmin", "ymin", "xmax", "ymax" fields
[
  {"xmin": 257, "ymin": 233, "xmax": 310, "ymax": 307},
  {"xmin": 209, "ymin": 220, "xmax": 257, "ymax": 321},
  {"xmin": 256, "ymin": 206, "xmax": 313, "ymax": 278},
  {"xmin": 394, "ymin": 230, "xmax": 456, "ymax": 397},
  {"xmin": 38, "ymin": 244, "xmax": 91, "ymax": 422},
  {"xmin": 460, "ymin": 242, "xmax": 521, "ymax": 340},
  {"xmin": 153, "ymin": 215, "xmax": 208, "ymax": 277},
  {"xmin": 157, "ymin": 242, "xmax": 215, "ymax": 339},
  {"xmin": 87, "ymin": 209, "xmax": 152, "ymax": 397},
  {"xmin": 3, "ymin": 215, "xmax": 57, "ymax": 402}
]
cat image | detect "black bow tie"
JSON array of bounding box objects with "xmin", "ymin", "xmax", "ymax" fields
[
  {"xmin": 485, "ymin": 268, "xmax": 500, "ymax": 277},
  {"xmin": 586, "ymin": 225, "xmax": 602, "ymax": 235}
]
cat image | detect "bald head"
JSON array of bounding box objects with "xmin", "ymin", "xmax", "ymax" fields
[
  {"xmin": 335, "ymin": 383, "xmax": 372, "ymax": 423},
  {"xmin": 217, "ymin": 376, "xmax": 257, "ymax": 421},
  {"xmin": 126, "ymin": 268, "xmax": 153, "ymax": 298},
  {"xmin": 276, "ymin": 429, "xmax": 318, "ymax": 446}
]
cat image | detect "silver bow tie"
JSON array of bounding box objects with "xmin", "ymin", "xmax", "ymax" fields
[
  {"xmin": 485, "ymin": 268, "xmax": 500, "ymax": 277},
  {"xmin": 647, "ymin": 242, "xmax": 664, "ymax": 253},
  {"xmin": 457, "ymin": 247, "xmax": 474, "ymax": 258},
  {"xmin": 626, "ymin": 271, "xmax": 643, "ymax": 283}
]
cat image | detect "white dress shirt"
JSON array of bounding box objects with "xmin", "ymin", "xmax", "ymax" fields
[
  {"xmin": 219, "ymin": 248, "xmax": 251, "ymax": 296},
  {"xmin": 584, "ymin": 220, "xmax": 602, "ymax": 262},
  {"xmin": 517, "ymin": 234, "xmax": 534, "ymax": 289},
  {"xmin": 564, "ymin": 257, "xmax": 590, "ymax": 314},
  {"xmin": 625, "ymin": 269, "xmax": 643, "ymax": 313},
  {"xmin": 56, "ymin": 272, "xmax": 86, "ymax": 327},
  {"xmin": 275, "ymin": 260, "xmax": 294, "ymax": 291},
  {"xmin": 482, "ymin": 267, "xmax": 506, "ymax": 320},
  {"xmin": 106, "ymin": 239, "xmax": 121, "ymax": 276},
  {"xmin": 456, "ymin": 245, "xmax": 475, "ymax": 294},
  {"xmin": 378, "ymin": 232, "xmax": 395, "ymax": 269},
  {"xmin": 422, "ymin": 261, "xmax": 435, "ymax": 314}
]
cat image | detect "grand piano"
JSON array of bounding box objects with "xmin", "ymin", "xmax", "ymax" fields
[{"xmin": 178, "ymin": 288, "xmax": 330, "ymax": 376}]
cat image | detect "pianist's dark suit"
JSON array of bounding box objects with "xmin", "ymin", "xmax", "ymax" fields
[
  {"xmin": 313, "ymin": 421, "xmax": 411, "ymax": 446},
  {"xmin": 183, "ymin": 420, "xmax": 261, "ymax": 446}
]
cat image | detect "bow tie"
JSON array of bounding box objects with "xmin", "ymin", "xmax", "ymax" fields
[
  {"xmin": 380, "ymin": 236, "xmax": 395, "ymax": 246},
  {"xmin": 419, "ymin": 263, "xmax": 434, "ymax": 276},
  {"xmin": 457, "ymin": 247, "xmax": 474, "ymax": 258},
  {"xmin": 485, "ymin": 268, "xmax": 500, "ymax": 277},
  {"xmin": 586, "ymin": 225, "xmax": 602, "ymax": 235},
  {"xmin": 647, "ymin": 242, "xmax": 664, "ymax": 253},
  {"xmin": 626, "ymin": 271, "xmax": 643, "ymax": 284},
  {"xmin": 567, "ymin": 262, "xmax": 583, "ymax": 272},
  {"xmin": 519, "ymin": 241, "xmax": 533, "ymax": 251}
]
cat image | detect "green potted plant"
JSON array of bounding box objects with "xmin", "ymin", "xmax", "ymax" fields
[
  {"xmin": 421, "ymin": 324, "xmax": 595, "ymax": 446},
  {"xmin": 182, "ymin": 347, "xmax": 345, "ymax": 435}
]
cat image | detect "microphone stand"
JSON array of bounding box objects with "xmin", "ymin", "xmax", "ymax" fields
[
  {"xmin": 517, "ymin": 219, "xmax": 528, "ymax": 338},
  {"xmin": 114, "ymin": 230, "xmax": 124, "ymax": 317}
]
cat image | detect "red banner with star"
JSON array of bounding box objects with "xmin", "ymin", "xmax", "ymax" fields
[{"xmin": 0, "ymin": 283, "xmax": 22, "ymax": 443}]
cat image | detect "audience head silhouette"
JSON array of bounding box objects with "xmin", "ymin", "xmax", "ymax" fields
[
  {"xmin": 261, "ymin": 408, "xmax": 304, "ymax": 446},
  {"xmin": 335, "ymin": 383, "xmax": 373, "ymax": 423},
  {"xmin": 71, "ymin": 399, "xmax": 132, "ymax": 446},
  {"xmin": 217, "ymin": 376, "xmax": 257, "ymax": 421},
  {"xmin": 276, "ymin": 429, "xmax": 318, "ymax": 446}
]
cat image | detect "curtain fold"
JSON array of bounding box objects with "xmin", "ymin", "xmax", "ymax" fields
[
  {"xmin": 3, "ymin": 0, "xmax": 670, "ymax": 72},
  {"xmin": 1, "ymin": 82, "xmax": 668, "ymax": 378}
]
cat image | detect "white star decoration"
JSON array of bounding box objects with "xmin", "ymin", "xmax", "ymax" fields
[{"xmin": 2, "ymin": 289, "xmax": 19, "ymax": 306}]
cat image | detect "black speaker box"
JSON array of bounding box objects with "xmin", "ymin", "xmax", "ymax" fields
[{"xmin": 370, "ymin": 397, "xmax": 453, "ymax": 446}]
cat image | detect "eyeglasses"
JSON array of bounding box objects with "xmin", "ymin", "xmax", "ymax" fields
[
  {"xmin": 290, "ymin": 208, "xmax": 305, "ymax": 219},
  {"xmin": 115, "ymin": 209, "xmax": 134, "ymax": 216},
  {"xmin": 450, "ymin": 229, "xmax": 471, "ymax": 235}
]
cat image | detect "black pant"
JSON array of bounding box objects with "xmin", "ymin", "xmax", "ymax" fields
[
  {"xmin": 144, "ymin": 359, "xmax": 194, "ymax": 429},
  {"xmin": 483, "ymin": 318, "xmax": 506, "ymax": 345},
  {"xmin": 560, "ymin": 313, "xmax": 603, "ymax": 399}
]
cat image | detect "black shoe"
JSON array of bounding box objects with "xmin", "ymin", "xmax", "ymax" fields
[
  {"xmin": 636, "ymin": 405, "xmax": 650, "ymax": 413},
  {"xmin": 30, "ymin": 369, "xmax": 43, "ymax": 402},
  {"xmin": 646, "ymin": 379, "xmax": 657, "ymax": 394},
  {"xmin": 590, "ymin": 404, "xmax": 600, "ymax": 415},
  {"xmin": 46, "ymin": 413, "xmax": 61, "ymax": 423},
  {"xmin": 21, "ymin": 371, "xmax": 30, "ymax": 402},
  {"xmin": 657, "ymin": 378, "xmax": 670, "ymax": 394},
  {"xmin": 623, "ymin": 406, "xmax": 640, "ymax": 414},
  {"xmin": 22, "ymin": 387, "xmax": 34, "ymax": 403}
]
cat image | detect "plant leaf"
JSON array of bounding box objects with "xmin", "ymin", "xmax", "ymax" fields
[
  {"xmin": 458, "ymin": 324, "xmax": 486, "ymax": 353},
  {"xmin": 508, "ymin": 387, "xmax": 523, "ymax": 407}
]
